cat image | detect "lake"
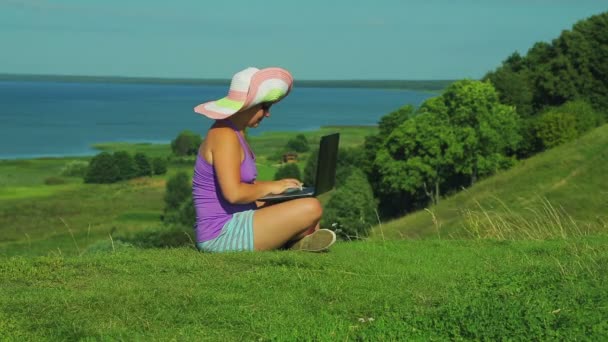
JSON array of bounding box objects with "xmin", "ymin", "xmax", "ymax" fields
[{"xmin": 0, "ymin": 80, "xmax": 434, "ymax": 159}]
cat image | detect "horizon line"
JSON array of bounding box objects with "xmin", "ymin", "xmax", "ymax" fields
[{"xmin": 0, "ymin": 72, "xmax": 460, "ymax": 83}]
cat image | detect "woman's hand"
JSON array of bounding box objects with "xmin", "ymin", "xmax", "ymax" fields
[{"xmin": 268, "ymin": 178, "xmax": 303, "ymax": 195}]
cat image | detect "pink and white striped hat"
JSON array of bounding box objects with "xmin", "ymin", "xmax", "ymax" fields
[{"xmin": 194, "ymin": 67, "xmax": 294, "ymax": 120}]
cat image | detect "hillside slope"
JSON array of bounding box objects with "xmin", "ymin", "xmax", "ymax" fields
[{"xmin": 371, "ymin": 124, "xmax": 608, "ymax": 240}]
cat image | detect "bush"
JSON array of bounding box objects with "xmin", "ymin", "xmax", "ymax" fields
[
  {"xmin": 171, "ymin": 130, "xmax": 202, "ymax": 156},
  {"xmin": 60, "ymin": 160, "xmax": 88, "ymax": 177},
  {"xmin": 534, "ymin": 110, "xmax": 578, "ymax": 149},
  {"xmin": 85, "ymin": 152, "xmax": 120, "ymax": 184},
  {"xmin": 321, "ymin": 169, "xmax": 377, "ymax": 240},
  {"xmin": 164, "ymin": 171, "xmax": 191, "ymax": 213},
  {"xmin": 273, "ymin": 163, "xmax": 301, "ymax": 180},
  {"xmin": 164, "ymin": 197, "xmax": 196, "ymax": 228},
  {"xmin": 152, "ymin": 157, "xmax": 168, "ymax": 175},
  {"xmin": 285, "ymin": 134, "xmax": 310, "ymax": 153},
  {"xmin": 134, "ymin": 153, "xmax": 152, "ymax": 177},
  {"xmin": 113, "ymin": 151, "xmax": 138, "ymax": 180},
  {"xmin": 555, "ymin": 100, "xmax": 603, "ymax": 135}
]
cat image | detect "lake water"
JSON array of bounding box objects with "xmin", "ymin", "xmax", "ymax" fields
[{"xmin": 0, "ymin": 80, "xmax": 434, "ymax": 159}]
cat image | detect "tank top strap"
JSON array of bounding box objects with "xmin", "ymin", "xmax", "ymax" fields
[{"xmin": 223, "ymin": 119, "xmax": 255, "ymax": 160}]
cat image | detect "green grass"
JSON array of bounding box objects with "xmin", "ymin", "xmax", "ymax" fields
[
  {"xmin": 371, "ymin": 124, "xmax": 608, "ymax": 241},
  {"xmin": 1, "ymin": 239, "xmax": 606, "ymax": 340}
]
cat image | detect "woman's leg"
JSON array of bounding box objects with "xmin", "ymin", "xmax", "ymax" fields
[{"xmin": 252, "ymin": 198, "xmax": 322, "ymax": 251}]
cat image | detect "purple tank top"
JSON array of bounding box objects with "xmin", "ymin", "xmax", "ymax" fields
[{"xmin": 192, "ymin": 120, "xmax": 257, "ymax": 242}]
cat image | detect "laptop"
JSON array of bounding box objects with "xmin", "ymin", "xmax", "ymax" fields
[{"xmin": 258, "ymin": 133, "xmax": 340, "ymax": 203}]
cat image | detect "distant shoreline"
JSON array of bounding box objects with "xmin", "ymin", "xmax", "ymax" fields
[
  {"xmin": 0, "ymin": 73, "xmax": 456, "ymax": 92},
  {"xmin": 0, "ymin": 125, "xmax": 378, "ymax": 161}
]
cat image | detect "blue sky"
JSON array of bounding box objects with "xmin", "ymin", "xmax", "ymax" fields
[{"xmin": 1, "ymin": 0, "xmax": 606, "ymax": 80}]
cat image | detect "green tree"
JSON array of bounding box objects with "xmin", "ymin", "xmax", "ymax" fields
[
  {"xmin": 134, "ymin": 153, "xmax": 152, "ymax": 177},
  {"xmin": 273, "ymin": 163, "xmax": 301, "ymax": 181},
  {"xmin": 321, "ymin": 169, "xmax": 377, "ymax": 239},
  {"xmin": 285, "ymin": 134, "xmax": 310, "ymax": 153},
  {"xmin": 484, "ymin": 53, "xmax": 534, "ymax": 117},
  {"xmin": 378, "ymin": 104, "xmax": 415, "ymax": 136},
  {"xmin": 84, "ymin": 152, "xmax": 120, "ymax": 184},
  {"xmin": 113, "ymin": 151, "xmax": 138, "ymax": 180},
  {"xmin": 152, "ymin": 157, "xmax": 168, "ymax": 175},
  {"xmin": 164, "ymin": 171, "xmax": 191, "ymax": 213},
  {"xmin": 375, "ymin": 111, "xmax": 460, "ymax": 205},
  {"xmin": 485, "ymin": 12, "xmax": 608, "ymax": 114},
  {"xmin": 442, "ymin": 80, "xmax": 521, "ymax": 185},
  {"xmin": 171, "ymin": 130, "xmax": 202, "ymax": 156}
]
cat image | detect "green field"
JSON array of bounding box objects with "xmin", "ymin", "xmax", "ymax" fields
[{"xmin": 1, "ymin": 125, "xmax": 607, "ymax": 339}]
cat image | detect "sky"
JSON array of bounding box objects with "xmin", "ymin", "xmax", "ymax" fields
[{"xmin": 0, "ymin": 0, "xmax": 606, "ymax": 80}]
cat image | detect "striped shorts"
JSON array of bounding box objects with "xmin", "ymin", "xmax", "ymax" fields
[{"xmin": 196, "ymin": 210, "xmax": 255, "ymax": 253}]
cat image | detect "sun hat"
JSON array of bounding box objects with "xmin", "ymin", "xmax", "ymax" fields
[{"xmin": 194, "ymin": 67, "xmax": 294, "ymax": 120}]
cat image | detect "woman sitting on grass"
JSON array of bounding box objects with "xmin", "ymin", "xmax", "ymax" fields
[{"xmin": 192, "ymin": 67, "xmax": 336, "ymax": 253}]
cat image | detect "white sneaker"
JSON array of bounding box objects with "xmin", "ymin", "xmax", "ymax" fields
[{"xmin": 289, "ymin": 229, "xmax": 336, "ymax": 252}]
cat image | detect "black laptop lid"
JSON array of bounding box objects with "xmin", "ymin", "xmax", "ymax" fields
[{"xmin": 314, "ymin": 133, "xmax": 340, "ymax": 196}]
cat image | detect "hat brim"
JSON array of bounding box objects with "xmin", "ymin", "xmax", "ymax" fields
[
  {"xmin": 194, "ymin": 97, "xmax": 244, "ymax": 120},
  {"xmin": 194, "ymin": 67, "xmax": 293, "ymax": 120}
]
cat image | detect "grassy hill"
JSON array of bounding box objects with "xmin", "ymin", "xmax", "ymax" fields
[
  {"xmin": 371, "ymin": 124, "xmax": 608, "ymax": 241},
  {"xmin": 1, "ymin": 239, "xmax": 607, "ymax": 340},
  {"xmin": 1, "ymin": 125, "xmax": 607, "ymax": 339}
]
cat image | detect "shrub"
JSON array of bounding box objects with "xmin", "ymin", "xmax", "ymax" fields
[
  {"xmin": 134, "ymin": 153, "xmax": 152, "ymax": 177},
  {"xmin": 113, "ymin": 151, "xmax": 138, "ymax": 180},
  {"xmin": 164, "ymin": 171, "xmax": 191, "ymax": 213},
  {"xmin": 60, "ymin": 160, "xmax": 88, "ymax": 177},
  {"xmin": 534, "ymin": 110, "xmax": 578, "ymax": 149},
  {"xmin": 554, "ymin": 100, "xmax": 603, "ymax": 135},
  {"xmin": 85, "ymin": 152, "xmax": 120, "ymax": 184},
  {"xmin": 273, "ymin": 163, "xmax": 301, "ymax": 181},
  {"xmin": 171, "ymin": 130, "xmax": 202, "ymax": 156},
  {"xmin": 321, "ymin": 169, "xmax": 377, "ymax": 240},
  {"xmin": 152, "ymin": 157, "xmax": 168, "ymax": 175},
  {"xmin": 164, "ymin": 197, "xmax": 196, "ymax": 228},
  {"xmin": 285, "ymin": 134, "xmax": 310, "ymax": 153}
]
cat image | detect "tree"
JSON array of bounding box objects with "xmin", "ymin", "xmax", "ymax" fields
[
  {"xmin": 321, "ymin": 169, "xmax": 377, "ymax": 240},
  {"xmin": 441, "ymin": 80, "xmax": 521, "ymax": 185},
  {"xmin": 274, "ymin": 163, "xmax": 301, "ymax": 181},
  {"xmin": 375, "ymin": 111, "xmax": 460, "ymax": 205},
  {"xmin": 164, "ymin": 171, "xmax": 191, "ymax": 213},
  {"xmin": 285, "ymin": 134, "xmax": 310, "ymax": 153},
  {"xmin": 113, "ymin": 151, "xmax": 138, "ymax": 180},
  {"xmin": 134, "ymin": 153, "xmax": 152, "ymax": 177},
  {"xmin": 484, "ymin": 56, "xmax": 534, "ymax": 117},
  {"xmin": 84, "ymin": 152, "xmax": 120, "ymax": 184},
  {"xmin": 171, "ymin": 130, "xmax": 202, "ymax": 156},
  {"xmin": 378, "ymin": 104, "xmax": 415, "ymax": 136},
  {"xmin": 152, "ymin": 157, "xmax": 168, "ymax": 175}
]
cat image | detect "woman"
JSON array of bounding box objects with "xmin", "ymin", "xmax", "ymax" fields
[{"xmin": 192, "ymin": 67, "xmax": 336, "ymax": 253}]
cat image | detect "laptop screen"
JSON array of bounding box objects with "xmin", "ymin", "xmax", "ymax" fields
[{"xmin": 314, "ymin": 133, "xmax": 340, "ymax": 196}]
